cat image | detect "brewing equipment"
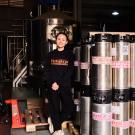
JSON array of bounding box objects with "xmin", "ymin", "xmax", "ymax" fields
[
  {"xmin": 91, "ymin": 34, "xmax": 112, "ymax": 135},
  {"xmin": 130, "ymin": 35, "xmax": 135, "ymax": 135},
  {"xmin": 80, "ymin": 43, "xmax": 91, "ymax": 135},
  {"xmin": 27, "ymin": 9, "xmax": 76, "ymax": 88},
  {"xmin": 112, "ymin": 34, "xmax": 130, "ymax": 135},
  {"xmin": 73, "ymin": 45, "xmax": 81, "ymax": 97}
]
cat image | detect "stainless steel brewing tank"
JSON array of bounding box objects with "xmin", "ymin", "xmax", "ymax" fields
[
  {"xmin": 32, "ymin": 10, "xmax": 76, "ymax": 61},
  {"xmin": 80, "ymin": 43, "xmax": 91, "ymax": 86},
  {"xmin": 91, "ymin": 34, "xmax": 112, "ymax": 90}
]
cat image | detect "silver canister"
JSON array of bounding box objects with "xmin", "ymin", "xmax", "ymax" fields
[
  {"xmin": 112, "ymin": 35, "xmax": 130, "ymax": 90},
  {"xmin": 112, "ymin": 102, "xmax": 130, "ymax": 135},
  {"xmin": 80, "ymin": 43, "xmax": 91, "ymax": 86},
  {"xmin": 130, "ymin": 35, "xmax": 135, "ymax": 135},
  {"xmin": 73, "ymin": 46, "xmax": 81, "ymax": 83},
  {"xmin": 80, "ymin": 96, "xmax": 91, "ymax": 135},
  {"xmin": 91, "ymin": 34, "xmax": 112, "ymax": 91},
  {"xmin": 91, "ymin": 34, "xmax": 112, "ymax": 135},
  {"xmin": 112, "ymin": 34, "xmax": 131, "ymax": 135}
]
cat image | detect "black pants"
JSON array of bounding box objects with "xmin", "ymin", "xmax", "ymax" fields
[{"xmin": 48, "ymin": 86, "xmax": 74, "ymax": 131}]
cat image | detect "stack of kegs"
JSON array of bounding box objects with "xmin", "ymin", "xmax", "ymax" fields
[
  {"xmin": 91, "ymin": 34, "xmax": 112, "ymax": 135},
  {"xmin": 130, "ymin": 35, "xmax": 135, "ymax": 135},
  {"xmin": 111, "ymin": 35, "xmax": 130, "ymax": 135},
  {"xmin": 80, "ymin": 42, "xmax": 92, "ymax": 135},
  {"xmin": 73, "ymin": 33, "xmax": 135, "ymax": 135},
  {"xmin": 73, "ymin": 45, "xmax": 81, "ymax": 127}
]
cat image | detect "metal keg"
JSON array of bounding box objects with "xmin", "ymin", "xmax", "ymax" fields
[
  {"xmin": 73, "ymin": 46, "xmax": 81, "ymax": 83},
  {"xmin": 80, "ymin": 96, "xmax": 91, "ymax": 135},
  {"xmin": 80, "ymin": 43, "xmax": 91, "ymax": 86},
  {"xmin": 130, "ymin": 35, "xmax": 135, "ymax": 135},
  {"xmin": 112, "ymin": 34, "xmax": 130, "ymax": 89},
  {"xmin": 73, "ymin": 45, "xmax": 81, "ymax": 127},
  {"xmin": 80, "ymin": 43, "xmax": 92, "ymax": 135},
  {"xmin": 91, "ymin": 34, "xmax": 112, "ymax": 90},
  {"xmin": 73, "ymin": 45, "xmax": 81, "ymax": 98},
  {"xmin": 91, "ymin": 34, "xmax": 112, "ymax": 135},
  {"xmin": 112, "ymin": 34, "xmax": 130, "ymax": 135}
]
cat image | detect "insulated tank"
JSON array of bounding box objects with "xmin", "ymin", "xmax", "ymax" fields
[
  {"xmin": 91, "ymin": 34, "xmax": 112, "ymax": 135},
  {"xmin": 112, "ymin": 34, "xmax": 130, "ymax": 135},
  {"xmin": 28, "ymin": 9, "xmax": 76, "ymax": 88}
]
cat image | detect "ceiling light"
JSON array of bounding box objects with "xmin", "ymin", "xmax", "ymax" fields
[{"xmin": 112, "ymin": 11, "xmax": 119, "ymax": 16}]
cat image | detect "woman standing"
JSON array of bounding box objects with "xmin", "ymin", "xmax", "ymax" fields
[{"xmin": 45, "ymin": 33, "xmax": 74, "ymax": 135}]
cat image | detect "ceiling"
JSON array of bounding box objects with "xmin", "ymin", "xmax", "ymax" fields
[
  {"xmin": 0, "ymin": 0, "xmax": 135, "ymax": 35},
  {"xmin": 80, "ymin": 0, "xmax": 135, "ymax": 32}
]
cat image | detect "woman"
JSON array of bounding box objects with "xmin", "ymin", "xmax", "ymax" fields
[{"xmin": 45, "ymin": 33, "xmax": 74, "ymax": 135}]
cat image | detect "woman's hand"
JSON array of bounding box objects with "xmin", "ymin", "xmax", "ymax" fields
[{"xmin": 51, "ymin": 82, "xmax": 59, "ymax": 91}]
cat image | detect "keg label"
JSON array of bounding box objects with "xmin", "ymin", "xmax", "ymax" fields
[
  {"xmin": 111, "ymin": 106, "xmax": 120, "ymax": 114},
  {"xmin": 80, "ymin": 62, "xmax": 89, "ymax": 69},
  {"xmin": 74, "ymin": 61, "xmax": 80, "ymax": 67},
  {"xmin": 130, "ymin": 119, "xmax": 135, "ymax": 127},
  {"xmin": 92, "ymin": 112, "xmax": 112, "ymax": 122},
  {"xmin": 112, "ymin": 120, "xmax": 130, "ymax": 129},
  {"xmin": 112, "ymin": 48, "xmax": 116, "ymax": 56},
  {"xmin": 121, "ymin": 45, "xmax": 129, "ymax": 55},
  {"xmin": 92, "ymin": 56, "xmax": 112, "ymax": 65},
  {"xmin": 112, "ymin": 60, "xmax": 130, "ymax": 68}
]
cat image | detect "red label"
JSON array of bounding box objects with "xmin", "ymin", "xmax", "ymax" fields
[
  {"xmin": 92, "ymin": 112, "xmax": 112, "ymax": 122},
  {"xmin": 130, "ymin": 119, "xmax": 135, "ymax": 127},
  {"xmin": 80, "ymin": 62, "xmax": 90, "ymax": 69},
  {"xmin": 112, "ymin": 61, "xmax": 130, "ymax": 68},
  {"xmin": 112, "ymin": 119, "xmax": 130, "ymax": 129},
  {"xmin": 92, "ymin": 56, "xmax": 112, "ymax": 65}
]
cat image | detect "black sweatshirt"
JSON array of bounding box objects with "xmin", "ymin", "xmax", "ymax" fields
[{"xmin": 45, "ymin": 49, "xmax": 74, "ymax": 88}]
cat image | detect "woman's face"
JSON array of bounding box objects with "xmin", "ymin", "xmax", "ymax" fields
[{"xmin": 56, "ymin": 34, "xmax": 68, "ymax": 50}]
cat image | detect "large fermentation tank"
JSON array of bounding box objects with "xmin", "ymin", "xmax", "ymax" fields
[
  {"xmin": 80, "ymin": 43, "xmax": 91, "ymax": 135},
  {"xmin": 28, "ymin": 10, "xmax": 76, "ymax": 88},
  {"xmin": 112, "ymin": 34, "xmax": 130, "ymax": 135},
  {"xmin": 31, "ymin": 10, "xmax": 75, "ymax": 62},
  {"xmin": 91, "ymin": 34, "xmax": 112, "ymax": 135}
]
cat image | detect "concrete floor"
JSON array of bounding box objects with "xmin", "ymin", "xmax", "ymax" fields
[
  {"xmin": 0, "ymin": 81, "xmax": 77, "ymax": 135},
  {"xmin": 11, "ymin": 128, "xmax": 71, "ymax": 135}
]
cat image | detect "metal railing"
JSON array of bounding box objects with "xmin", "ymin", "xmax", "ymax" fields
[{"xmin": 6, "ymin": 36, "xmax": 27, "ymax": 87}]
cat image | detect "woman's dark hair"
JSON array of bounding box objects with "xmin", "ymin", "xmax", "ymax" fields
[{"xmin": 56, "ymin": 32, "xmax": 69, "ymax": 41}]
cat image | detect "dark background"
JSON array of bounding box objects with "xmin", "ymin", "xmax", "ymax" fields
[{"xmin": 0, "ymin": 0, "xmax": 135, "ymax": 35}]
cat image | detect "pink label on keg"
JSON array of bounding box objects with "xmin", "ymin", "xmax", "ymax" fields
[
  {"xmin": 112, "ymin": 119, "xmax": 130, "ymax": 129},
  {"xmin": 92, "ymin": 56, "xmax": 112, "ymax": 65},
  {"xmin": 130, "ymin": 119, "xmax": 135, "ymax": 127},
  {"xmin": 80, "ymin": 62, "xmax": 90, "ymax": 69},
  {"xmin": 92, "ymin": 112, "xmax": 112, "ymax": 122},
  {"xmin": 74, "ymin": 61, "xmax": 80, "ymax": 66},
  {"xmin": 112, "ymin": 61, "xmax": 130, "ymax": 68}
]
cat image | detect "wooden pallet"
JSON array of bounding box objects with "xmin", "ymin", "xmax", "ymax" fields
[{"xmin": 25, "ymin": 108, "xmax": 49, "ymax": 132}]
